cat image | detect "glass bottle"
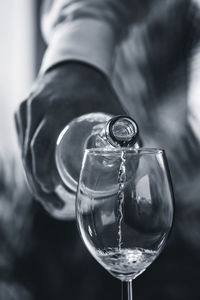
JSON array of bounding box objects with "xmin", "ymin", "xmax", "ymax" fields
[{"xmin": 54, "ymin": 113, "xmax": 140, "ymax": 218}]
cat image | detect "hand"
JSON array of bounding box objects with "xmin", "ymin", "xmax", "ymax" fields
[{"xmin": 15, "ymin": 62, "xmax": 124, "ymax": 219}]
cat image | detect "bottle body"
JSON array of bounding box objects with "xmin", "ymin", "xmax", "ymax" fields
[
  {"xmin": 56, "ymin": 113, "xmax": 111, "ymax": 194},
  {"xmin": 54, "ymin": 112, "xmax": 140, "ymax": 218}
]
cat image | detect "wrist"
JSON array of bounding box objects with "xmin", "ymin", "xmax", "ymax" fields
[{"xmin": 44, "ymin": 60, "xmax": 108, "ymax": 79}]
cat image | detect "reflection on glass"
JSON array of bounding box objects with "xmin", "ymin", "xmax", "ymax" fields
[{"xmin": 76, "ymin": 148, "xmax": 174, "ymax": 300}]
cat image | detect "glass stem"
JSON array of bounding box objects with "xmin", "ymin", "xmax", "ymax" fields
[{"xmin": 121, "ymin": 280, "xmax": 133, "ymax": 300}]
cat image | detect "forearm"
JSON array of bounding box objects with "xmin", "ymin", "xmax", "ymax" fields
[
  {"xmin": 40, "ymin": 0, "xmax": 126, "ymax": 76},
  {"xmin": 40, "ymin": 0, "xmax": 159, "ymax": 77}
]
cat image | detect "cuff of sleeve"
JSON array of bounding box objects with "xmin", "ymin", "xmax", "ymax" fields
[{"xmin": 40, "ymin": 18, "xmax": 117, "ymax": 78}]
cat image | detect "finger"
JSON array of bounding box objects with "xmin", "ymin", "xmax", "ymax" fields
[
  {"xmin": 24, "ymin": 96, "xmax": 46, "ymax": 156},
  {"xmin": 14, "ymin": 112, "xmax": 21, "ymax": 145},
  {"xmin": 21, "ymin": 96, "xmax": 46, "ymax": 182},
  {"xmin": 30, "ymin": 117, "xmax": 62, "ymax": 193},
  {"xmin": 23, "ymin": 119, "xmax": 73, "ymax": 219},
  {"xmin": 14, "ymin": 100, "xmax": 28, "ymax": 148},
  {"xmin": 21, "ymin": 120, "xmax": 65, "ymax": 215}
]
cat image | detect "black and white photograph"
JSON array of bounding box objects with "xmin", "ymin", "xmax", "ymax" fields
[{"xmin": 0, "ymin": 0, "xmax": 200, "ymax": 299}]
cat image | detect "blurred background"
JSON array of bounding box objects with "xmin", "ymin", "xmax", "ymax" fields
[
  {"xmin": 0, "ymin": 1, "xmax": 45, "ymax": 156},
  {"xmin": 0, "ymin": 2, "xmax": 45, "ymax": 299},
  {"xmin": 0, "ymin": 1, "xmax": 200, "ymax": 300}
]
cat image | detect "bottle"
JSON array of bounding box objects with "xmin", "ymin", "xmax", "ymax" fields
[{"xmin": 54, "ymin": 113, "xmax": 140, "ymax": 219}]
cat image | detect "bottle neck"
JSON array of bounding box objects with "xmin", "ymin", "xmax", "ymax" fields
[{"xmin": 105, "ymin": 115, "xmax": 139, "ymax": 147}]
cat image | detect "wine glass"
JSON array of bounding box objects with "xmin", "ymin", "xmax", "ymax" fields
[{"xmin": 76, "ymin": 148, "xmax": 174, "ymax": 300}]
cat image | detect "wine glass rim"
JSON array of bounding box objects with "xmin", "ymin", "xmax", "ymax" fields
[{"xmin": 85, "ymin": 147, "xmax": 165, "ymax": 155}]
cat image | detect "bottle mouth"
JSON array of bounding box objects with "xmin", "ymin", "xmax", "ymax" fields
[
  {"xmin": 85, "ymin": 148, "xmax": 164, "ymax": 155},
  {"xmin": 105, "ymin": 115, "xmax": 139, "ymax": 147}
]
